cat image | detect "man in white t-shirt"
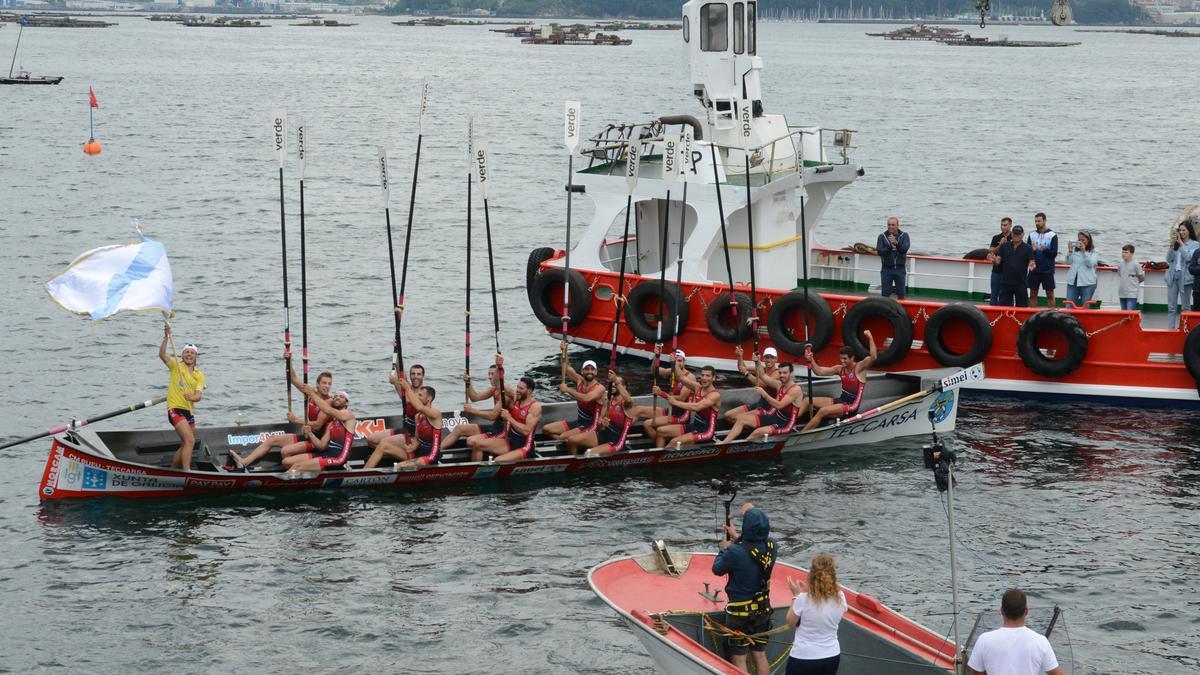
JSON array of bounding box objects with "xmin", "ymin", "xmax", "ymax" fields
[{"xmin": 967, "ymin": 589, "xmax": 1066, "ymax": 675}]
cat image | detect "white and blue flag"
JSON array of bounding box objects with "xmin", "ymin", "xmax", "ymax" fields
[{"xmin": 45, "ymin": 234, "xmax": 174, "ymax": 320}]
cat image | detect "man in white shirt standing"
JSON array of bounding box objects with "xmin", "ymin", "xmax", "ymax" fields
[{"xmin": 968, "ymin": 589, "xmax": 1066, "ymax": 675}]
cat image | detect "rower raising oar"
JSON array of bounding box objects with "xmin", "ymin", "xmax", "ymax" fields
[
  {"xmin": 653, "ymin": 133, "xmax": 682, "ymax": 422},
  {"xmin": 561, "ymin": 100, "xmax": 582, "ymax": 385},
  {"xmin": 465, "ymin": 119, "xmax": 474, "ymax": 399},
  {"xmin": 706, "ymin": 107, "xmax": 741, "ymax": 352},
  {"xmin": 475, "ymin": 139, "xmax": 505, "ymax": 400},
  {"xmin": 272, "ymin": 109, "xmax": 293, "ymax": 414},
  {"xmin": 607, "ymin": 132, "xmax": 641, "ymax": 395},
  {"xmin": 296, "ymin": 116, "xmax": 310, "ymax": 421},
  {"xmin": 0, "ymin": 396, "xmax": 167, "ymax": 451},
  {"xmin": 398, "ymin": 79, "xmax": 429, "ymax": 379},
  {"xmin": 738, "ymin": 100, "xmax": 761, "ymax": 357}
]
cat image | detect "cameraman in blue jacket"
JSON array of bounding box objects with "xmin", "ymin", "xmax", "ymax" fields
[{"xmin": 713, "ymin": 502, "xmax": 778, "ymax": 673}]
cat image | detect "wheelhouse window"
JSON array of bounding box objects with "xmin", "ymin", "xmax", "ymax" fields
[
  {"xmin": 733, "ymin": 3, "xmax": 744, "ymax": 54},
  {"xmin": 748, "ymin": 2, "xmax": 757, "ymax": 54},
  {"xmin": 683, "ymin": 14, "xmax": 690, "ymax": 42},
  {"xmin": 700, "ymin": 3, "xmax": 728, "ymax": 52}
]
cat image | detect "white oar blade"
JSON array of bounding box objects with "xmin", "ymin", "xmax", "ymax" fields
[
  {"xmin": 681, "ymin": 128, "xmax": 694, "ymax": 182},
  {"xmin": 377, "ymin": 147, "xmax": 391, "ymax": 207},
  {"xmin": 564, "ymin": 100, "xmax": 581, "ymax": 154},
  {"xmin": 662, "ymin": 134, "xmax": 680, "ymax": 189},
  {"xmin": 625, "ymin": 135, "xmax": 640, "ymax": 195},
  {"xmin": 418, "ymin": 80, "xmax": 429, "ymax": 131},
  {"xmin": 272, "ymin": 109, "xmax": 287, "ymax": 169},
  {"xmin": 475, "ymin": 142, "xmax": 490, "ymax": 200},
  {"xmin": 738, "ymin": 99, "xmax": 753, "ymax": 150},
  {"xmin": 940, "ymin": 363, "xmax": 985, "ymax": 391},
  {"xmin": 296, "ymin": 116, "xmax": 306, "ymax": 180}
]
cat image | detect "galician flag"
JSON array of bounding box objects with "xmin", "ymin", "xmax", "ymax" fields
[{"xmin": 45, "ymin": 233, "xmax": 174, "ymax": 320}]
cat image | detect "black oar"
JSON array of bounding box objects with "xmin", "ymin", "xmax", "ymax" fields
[
  {"xmin": 739, "ymin": 101, "xmax": 761, "ymax": 357},
  {"xmin": 272, "ymin": 109, "xmax": 293, "ymax": 414},
  {"xmin": 378, "ymin": 147, "xmax": 399, "ymax": 371},
  {"xmin": 398, "ymin": 80, "xmax": 429, "ymax": 378},
  {"xmin": 653, "ymin": 133, "xmax": 682, "ymax": 421},
  {"xmin": 707, "ymin": 108, "xmax": 739, "ymax": 348},
  {"xmin": 475, "ymin": 140, "xmax": 504, "ymax": 398},
  {"xmin": 608, "ymin": 135, "xmax": 641, "ymax": 392},
  {"xmin": 0, "ymin": 396, "xmax": 167, "ymax": 451},
  {"xmin": 561, "ymin": 101, "xmax": 582, "ymax": 384},
  {"xmin": 668, "ymin": 130, "xmax": 693, "ymax": 398},
  {"xmin": 801, "ymin": 193, "xmax": 814, "ymax": 405},
  {"xmin": 297, "ymin": 117, "xmax": 310, "ymax": 420}
]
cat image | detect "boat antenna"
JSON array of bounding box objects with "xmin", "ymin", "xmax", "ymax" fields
[
  {"xmin": 706, "ymin": 107, "xmax": 740, "ymax": 350},
  {"xmin": 924, "ymin": 409, "xmax": 963, "ymax": 670},
  {"xmin": 711, "ymin": 479, "xmax": 738, "ymax": 541},
  {"xmin": 561, "ymin": 101, "xmax": 582, "ymax": 386},
  {"xmin": 476, "ymin": 139, "xmax": 504, "ymax": 401},
  {"xmin": 465, "ymin": 119, "xmax": 474, "ymax": 394},
  {"xmin": 653, "ymin": 133, "xmax": 681, "ymax": 422},
  {"xmin": 739, "ymin": 101, "xmax": 761, "ymax": 358},
  {"xmin": 296, "ymin": 117, "xmax": 310, "ymax": 421},
  {"xmin": 399, "ymin": 79, "xmax": 429, "ymax": 380},
  {"xmin": 607, "ymin": 133, "xmax": 640, "ymax": 398},
  {"xmin": 271, "ymin": 109, "xmax": 293, "ymax": 415}
]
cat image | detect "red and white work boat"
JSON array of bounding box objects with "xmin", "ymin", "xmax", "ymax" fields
[
  {"xmin": 527, "ymin": 0, "xmax": 1200, "ymax": 406},
  {"xmin": 589, "ymin": 544, "xmax": 957, "ymax": 674},
  {"xmin": 36, "ymin": 369, "xmax": 967, "ymax": 500}
]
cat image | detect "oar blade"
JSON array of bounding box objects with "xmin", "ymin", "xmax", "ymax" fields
[
  {"xmin": 474, "ymin": 141, "xmax": 490, "ymax": 200},
  {"xmin": 272, "ymin": 109, "xmax": 287, "ymax": 169},
  {"xmin": 662, "ymin": 134, "xmax": 680, "ymax": 190},
  {"xmin": 564, "ymin": 100, "xmax": 581, "ymax": 154},
  {"xmin": 625, "ymin": 135, "xmax": 641, "ymax": 195},
  {"xmin": 418, "ymin": 79, "xmax": 429, "ymax": 131},
  {"xmin": 681, "ymin": 128, "xmax": 694, "ymax": 182},
  {"xmin": 296, "ymin": 116, "xmax": 306, "ymax": 180},
  {"xmin": 377, "ymin": 147, "xmax": 391, "ymax": 207}
]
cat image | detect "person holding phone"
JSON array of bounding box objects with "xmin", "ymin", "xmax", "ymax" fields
[
  {"xmin": 1166, "ymin": 221, "xmax": 1198, "ymax": 329},
  {"xmin": 1065, "ymin": 231, "xmax": 1098, "ymax": 309}
]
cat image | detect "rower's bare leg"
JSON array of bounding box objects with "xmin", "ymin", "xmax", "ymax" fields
[
  {"xmin": 279, "ymin": 439, "xmax": 312, "ymax": 459},
  {"xmin": 366, "ymin": 429, "xmax": 397, "ymax": 449},
  {"xmin": 723, "ymin": 411, "xmax": 759, "ymax": 444},
  {"xmin": 541, "ymin": 420, "xmax": 570, "ymax": 440},
  {"xmin": 723, "ymin": 405, "xmax": 748, "ymax": 425},
  {"xmin": 802, "ymin": 403, "xmax": 844, "ymax": 432},
  {"xmin": 283, "ymin": 454, "xmax": 322, "ymax": 473},
  {"xmin": 748, "ymin": 425, "xmax": 775, "ymax": 441},
  {"xmin": 442, "ymin": 423, "xmax": 481, "ymax": 449},
  {"xmin": 364, "ymin": 441, "xmax": 410, "ymax": 470},
  {"xmin": 469, "ymin": 435, "xmax": 508, "ymax": 462},
  {"xmin": 232, "ymin": 433, "xmax": 293, "ymax": 468},
  {"xmin": 654, "ymin": 423, "xmax": 685, "ymax": 448},
  {"xmin": 494, "ymin": 447, "xmax": 529, "ymax": 463},
  {"xmin": 565, "ymin": 430, "xmax": 598, "ymax": 456},
  {"xmin": 584, "ymin": 443, "xmax": 615, "ymax": 458},
  {"xmin": 170, "ymin": 421, "xmax": 195, "ymax": 470}
]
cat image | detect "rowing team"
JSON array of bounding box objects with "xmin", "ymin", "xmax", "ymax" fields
[{"xmin": 214, "ymin": 332, "xmax": 877, "ymax": 474}]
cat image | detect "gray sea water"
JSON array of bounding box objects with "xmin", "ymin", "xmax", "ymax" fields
[{"xmin": 1, "ymin": 16, "xmax": 1198, "ymax": 673}]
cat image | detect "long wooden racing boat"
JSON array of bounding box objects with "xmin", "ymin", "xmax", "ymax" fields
[
  {"xmin": 38, "ymin": 373, "xmax": 958, "ymax": 500},
  {"xmin": 589, "ymin": 545, "xmax": 956, "ymax": 674}
]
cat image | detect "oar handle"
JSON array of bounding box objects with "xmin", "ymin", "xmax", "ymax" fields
[
  {"xmin": 838, "ymin": 388, "xmax": 930, "ymax": 427},
  {"xmin": 0, "ymin": 395, "xmax": 166, "ymax": 450}
]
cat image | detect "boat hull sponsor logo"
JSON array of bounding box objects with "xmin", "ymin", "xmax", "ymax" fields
[
  {"xmin": 395, "ymin": 468, "xmax": 476, "ymax": 483},
  {"xmin": 663, "ymin": 447, "xmax": 721, "ymax": 462},
  {"xmin": 929, "ymin": 391, "xmax": 955, "ymax": 424},
  {"xmin": 827, "ymin": 409, "xmax": 919, "ymax": 439},
  {"xmin": 323, "ymin": 475, "xmax": 396, "ymax": 488},
  {"xmin": 227, "ymin": 430, "xmax": 287, "ymax": 447},
  {"xmin": 354, "ymin": 418, "xmax": 386, "ymax": 439},
  {"xmin": 509, "ymin": 464, "xmax": 568, "ymax": 475},
  {"xmin": 187, "ymin": 477, "xmax": 237, "ymax": 490},
  {"xmin": 588, "ymin": 456, "xmax": 655, "ymax": 469},
  {"xmin": 443, "ymin": 414, "xmax": 469, "ymax": 432}
]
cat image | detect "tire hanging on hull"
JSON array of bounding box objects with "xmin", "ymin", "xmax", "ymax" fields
[
  {"xmin": 705, "ymin": 291, "xmax": 756, "ymax": 344},
  {"xmin": 1016, "ymin": 310, "xmax": 1088, "ymax": 378},
  {"xmin": 1182, "ymin": 327, "xmax": 1200, "ymax": 393},
  {"xmin": 765, "ymin": 291, "xmax": 834, "ymax": 355},
  {"xmin": 923, "ymin": 303, "xmax": 993, "ymax": 368},
  {"xmin": 841, "ymin": 296, "xmax": 914, "ymax": 367},
  {"xmin": 529, "ymin": 267, "xmax": 592, "ymax": 330},
  {"xmin": 624, "ymin": 281, "xmax": 690, "ymax": 343}
]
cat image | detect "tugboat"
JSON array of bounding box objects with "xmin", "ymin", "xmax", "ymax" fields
[{"xmin": 525, "ymin": 0, "xmax": 1200, "ymax": 405}]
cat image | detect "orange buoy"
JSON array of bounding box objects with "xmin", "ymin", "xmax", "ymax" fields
[{"xmin": 83, "ymin": 138, "xmax": 102, "ymax": 155}]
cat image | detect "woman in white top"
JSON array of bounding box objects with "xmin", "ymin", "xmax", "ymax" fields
[
  {"xmin": 1165, "ymin": 221, "xmax": 1199, "ymax": 329},
  {"xmin": 785, "ymin": 554, "xmax": 848, "ymax": 675}
]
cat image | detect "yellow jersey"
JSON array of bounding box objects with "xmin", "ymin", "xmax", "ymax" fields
[{"xmin": 167, "ymin": 358, "xmax": 206, "ymax": 412}]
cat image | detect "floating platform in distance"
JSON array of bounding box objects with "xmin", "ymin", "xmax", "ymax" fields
[
  {"xmin": 0, "ymin": 14, "xmax": 115, "ymax": 28},
  {"xmin": 1076, "ymin": 28, "xmax": 1200, "ymax": 37},
  {"xmin": 291, "ymin": 19, "xmax": 356, "ymax": 27},
  {"xmin": 522, "ymin": 32, "xmax": 632, "ymax": 46},
  {"xmin": 182, "ymin": 16, "xmax": 269, "ymax": 28},
  {"xmin": 943, "ymin": 36, "xmax": 1081, "ymax": 47}
]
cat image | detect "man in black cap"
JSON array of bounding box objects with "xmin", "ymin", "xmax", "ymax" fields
[
  {"xmin": 712, "ymin": 502, "xmax": 778, "ymax": 674},
  {"xmin": 995, "ymin": 225, "xmax": 1035, "ymax": 307}
]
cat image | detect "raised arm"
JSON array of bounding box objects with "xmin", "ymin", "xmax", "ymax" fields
[
  {"xmin": 857, "ymin": 330, "xmax": 878, "ymax": 373},
  {"xmin": 670, "ymin": 389, "xmax": 719, "ymax": 412},
  {"xmin": 805, "ymin": 352, "xmax": 840, "ymax": 377},
  {"xmin": 159, "ymin": 324, "xmax": 171, "ymax": 366},
  {"xmin": 301, "ymin": 381, "xmax": 353, "ymax": 424}
]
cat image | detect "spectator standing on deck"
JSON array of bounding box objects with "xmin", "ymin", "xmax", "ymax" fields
[
  {"xmin": 876, "ymin": 217, "xmax": 909, "ymax": 300},
  {"xmin": 1027, "ymin": 212, "xmax": 1058, "ymax": 308},
  {"xmin": 967, "ymin": 589, "xmax": 1066, "ymax": 675},
  {"xmin": 1116, "ymin": 244, "xmax": 1144, "ymax": 312},
  {"xmin": 784, "ymin": 554, "xmax": 847, "ymax": 675},
  {"xmin": 1166, "ymin": 221, "xmax": 1199, "ymax": 329},
  {"xmin": 1064, "ymin": 231, "xmax": 1098, "ymax": 309},
  {"xmin": 986, "ymin": 217, "xmax": 1013, "ymax": 305},
  {"xmin": 995, "ymin": 226, "xmax": 1035, "ymax": 307}
]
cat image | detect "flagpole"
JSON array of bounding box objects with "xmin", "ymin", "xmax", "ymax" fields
[{"xmin": 272, "ymin": 109, "xmax": 292, "ymax": 415}]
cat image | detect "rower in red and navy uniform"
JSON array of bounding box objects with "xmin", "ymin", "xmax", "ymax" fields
[
  {"xmin": 443, "ymin": 359, "xmax": 512, "ymax": 449},
  {"xmin": 634, "ymin": 349, "xmax": 695, "ymax": 440},
  {"xmin": 582, "ymin": 371, "xmax": 639, "ymax": 457},
  {"xmin": 801, "ymin": 330, "xmax": 877, "ymax": 432},
  {"xmin": 746, "ymin": 361, "xmax": 807, "ymax": 440},
  {"xmin": 653, "ymin": 365, "xmax": 722, "ymax": 448},
  {"xmin": 365, "ymin": 378, "xmax": 442, "ymax": 469},
  {"xmin": 543, "ymin": 348, "xmax": 604, "ymax": 442},
  {"xmin": 721, "ymin": 346, "xmax": 782, "ymax": 443},
  {"xmin": 468, "ymin": 376, "xmax": 542, "ymax": 463},
  {"xmin": 280, "ymin": 371, "xmax": 357, "ymax": 473},
  {"xmin": 229, "ymin": 361, "xmax": 334, "ymax": 470},
  {"xmin": 365, "ymin": 363, "xmax": 425, "ymax": 451}
]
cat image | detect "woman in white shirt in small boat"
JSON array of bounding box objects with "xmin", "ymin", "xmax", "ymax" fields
[{"xmin": 785, "ymin": 553, "xmax": 848, "ymax": 675}]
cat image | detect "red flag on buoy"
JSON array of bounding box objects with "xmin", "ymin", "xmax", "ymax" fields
[{"xmin": 89, "ymin": 87, "xmax": 99, "ymax": 109}]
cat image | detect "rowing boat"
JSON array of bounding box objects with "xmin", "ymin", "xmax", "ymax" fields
[
  {"xmin": 37, "ymin": 372, "xmax": 958, "ymax": 500},
  {"xmin": 589, "ymin": 545, "xmax": 957, "ymax": 674}
]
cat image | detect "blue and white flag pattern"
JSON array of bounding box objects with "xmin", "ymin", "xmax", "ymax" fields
[{"xmin": 45, "ymin": 234, "xmax": 174, "ymax": 320}]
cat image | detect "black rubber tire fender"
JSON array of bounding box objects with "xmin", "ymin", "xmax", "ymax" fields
[
  {"xmin": 526, "ymin": 247, "xmax": 556, "ymax": 305},
  {"xmin": 1016, "ymin": 310, "xmax": 1088, "ymax": 378},
  {"xmin": 1185, "ymin": 328, "xmax": 1200, "ymax": 393},
  {"xmin": 923, "ymin": 303, "xmax": 993, "ymax": 368},
  {"xmin": 624, "ymin": 281, "xmax": 691, "ymax": 343},
  {"xmin": 841, "ymin": 296, "xmax": 914, "ymax": 367},
  {"xmin": 963, "ymin": 248, "xmax": 990, "ymax": 261},
  {"xmin": 705, "ymin": 292, "xmax": 756, "ymax": 343},
  {"xmin": 528, "ymin": 267, "xmax": 591, "ymax": 330},
  {"xmin": 765, "ymin": 291, "xmax": 834, "ymax": 356}
]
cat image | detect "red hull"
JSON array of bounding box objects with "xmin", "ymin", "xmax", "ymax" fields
[{"xmin": 537, "ymin": 253, "xmax": 1200, "ymax": 401}]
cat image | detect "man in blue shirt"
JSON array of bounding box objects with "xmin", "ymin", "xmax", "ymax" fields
[
  {"xmin": 876, "ymin": 216, "xmax": 910, "ymax": 300},
  {"xmin": 1027, "ymin": 212, "xmax": 1058, "ymax": 308},
  {"xmin": 712, "ymin": 503, "xmax": 778, "ymax": 674}
]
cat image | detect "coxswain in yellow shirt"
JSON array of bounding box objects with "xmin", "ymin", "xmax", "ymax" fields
[{"xmin": 160, "ymin": 323, "xmax": 206, "ymax": 470}]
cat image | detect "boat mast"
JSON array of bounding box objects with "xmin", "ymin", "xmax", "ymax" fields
[{"xmin": 9, "ymin": 21, "xmax": 24, "ymax": 79}]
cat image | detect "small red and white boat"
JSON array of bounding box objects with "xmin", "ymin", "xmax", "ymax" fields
[
  {"xmin": 589, "ymin": 545, "xmax": 957, "ymax": 674},
  {"xmin": 527, "ymin": 0, "xmax": 1200, "ymax": 405}
]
